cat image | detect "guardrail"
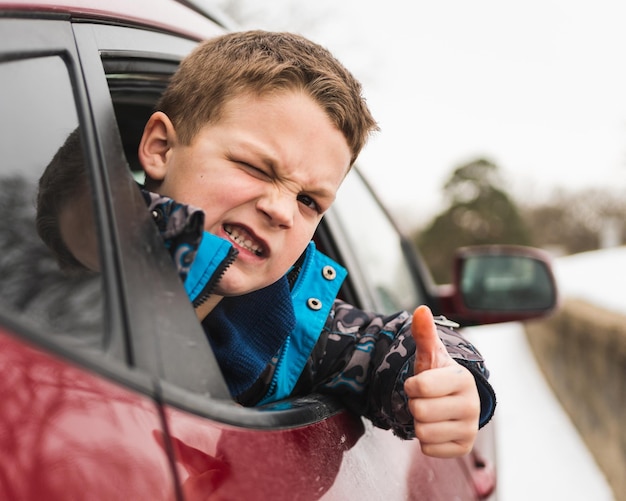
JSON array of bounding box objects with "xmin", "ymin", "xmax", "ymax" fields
[{"xmin": 525, "ymin": 298, "xmax": 625, "ymax": 501}]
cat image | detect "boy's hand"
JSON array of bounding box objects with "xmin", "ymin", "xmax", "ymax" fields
[{"xmin": 404, "ymin": 305, "xmax": 480, "ymax": 458}]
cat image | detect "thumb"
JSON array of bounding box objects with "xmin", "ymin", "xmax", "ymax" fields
[{"xmin": 412, "ymin": 305, "xmax": 454, "ymax": 374}]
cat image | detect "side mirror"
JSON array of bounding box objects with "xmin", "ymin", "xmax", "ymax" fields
[{"xmin": 439, "ymin": 245, "xmax": 559, "ymax": 325}]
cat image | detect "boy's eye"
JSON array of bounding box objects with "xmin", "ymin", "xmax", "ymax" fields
[
  {"xmin": 297, "ymin": 194, "xmax": 321, "ymax": 213},
  {"xmin": 241, "ymin": 162, "xmax": 269, "ymax": 178}
]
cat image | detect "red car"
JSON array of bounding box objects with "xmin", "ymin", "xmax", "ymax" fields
[{"xmin": 0, "ymin": 1, "xmax": 558, "ymax": 499}]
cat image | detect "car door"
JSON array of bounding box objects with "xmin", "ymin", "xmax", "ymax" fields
[{"xmin": 0, "ymin": 17, "xmax": 182, "ymax": 500}]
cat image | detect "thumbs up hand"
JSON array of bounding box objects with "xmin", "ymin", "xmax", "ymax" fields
[{"xmin": 404, "ymin": 305, "xmax": 481, "ymax": 458}]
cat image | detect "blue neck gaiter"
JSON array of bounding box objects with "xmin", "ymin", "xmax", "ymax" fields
[{"xmin": 202, "ymin": 276, "xmax": 295, "ymax": 397}]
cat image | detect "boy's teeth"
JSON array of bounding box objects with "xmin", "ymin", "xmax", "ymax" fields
[{"xmin": 224, "ymin": 225, "xmax": 262, "ymax": 255}]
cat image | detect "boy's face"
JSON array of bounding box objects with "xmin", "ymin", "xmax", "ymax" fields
[{"xmin": 140, "ymin": 90, "xmax": 351, "ymax": 296}]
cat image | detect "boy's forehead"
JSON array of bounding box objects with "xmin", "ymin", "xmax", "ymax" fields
[
  {"xmin": 217, "ymin": 89, "xmax": 350, "ymax": 147},
  {"xmin": 218, "ymin": 88, "xmax": 339, "ymax": 131}
]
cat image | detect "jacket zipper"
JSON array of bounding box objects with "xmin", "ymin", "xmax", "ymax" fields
[{"xmin": 192, "ymin": 247, "xmax": 238, "ymax": 308}]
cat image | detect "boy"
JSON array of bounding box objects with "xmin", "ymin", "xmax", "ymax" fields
[{"xmin": 39, "ymin": 30, "xmax": 495, "ymax": 459}]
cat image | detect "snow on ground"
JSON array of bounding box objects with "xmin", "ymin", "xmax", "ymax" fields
[
  {"xmin": 553, "ymin": 246, "xmax": 626, "ymax": 315},
  {"xmin": 464, "ymin": 247, "xmax": 625, "ymax": 501}
]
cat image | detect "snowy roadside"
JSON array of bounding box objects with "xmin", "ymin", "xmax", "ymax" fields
[{"xmin": 553, "ymin": 246, "xmax": 626, "ymax": 315}]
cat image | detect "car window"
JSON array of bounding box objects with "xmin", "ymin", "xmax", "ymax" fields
[
  {"xmin": 330, "ymin": 171, "xmax": 426, "ymax": 313},
  {"xmin": 0, "ymin": 55, "xmax": 105, "ymax": 351}
]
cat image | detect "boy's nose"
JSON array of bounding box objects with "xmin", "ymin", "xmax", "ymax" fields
[{"xmin": 256, "ymin": 188, "xmax": 295, "ymax": 229}]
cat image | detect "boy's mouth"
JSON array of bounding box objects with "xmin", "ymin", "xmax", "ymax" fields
[{"xmin": 223, "ymin": 224, "xmax": 264, "ymax": 256}]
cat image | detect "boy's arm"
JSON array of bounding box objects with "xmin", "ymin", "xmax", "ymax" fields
[{"xmin": 300, "ymin": 300, "xmax": 496, "ymax": 454}]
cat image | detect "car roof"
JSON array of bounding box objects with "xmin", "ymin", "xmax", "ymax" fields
[{"xmin": 0, "ymin": 0, "xmax": 230, "ymax": 40}]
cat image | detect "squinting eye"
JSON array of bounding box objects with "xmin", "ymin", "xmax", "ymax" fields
[
  {"xmin": 297, "ymin": 194, "xmax": 321, "ymax": 213},
  {"xmin": 241, "ymin": 162, "xmax": 269, "ymax": 178}
]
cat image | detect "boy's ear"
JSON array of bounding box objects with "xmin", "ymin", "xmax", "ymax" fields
[{"xmin": 138, "ymin": 111, "xmax": 177, "ymax": 182}]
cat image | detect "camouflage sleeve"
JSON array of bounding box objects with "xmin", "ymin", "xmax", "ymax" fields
[{"xmin": 295, "ymin": 299, "xmax": 496, "ymax": 439}]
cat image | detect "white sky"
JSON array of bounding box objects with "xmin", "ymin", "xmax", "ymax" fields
[{"xmin": 217, "ymin": 0, "xmax": 626, "ymax": 229}]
